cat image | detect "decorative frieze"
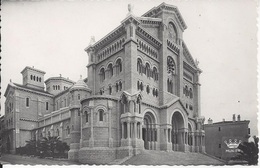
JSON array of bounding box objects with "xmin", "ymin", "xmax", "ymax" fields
[
  {"xmin": 93, "ymin": 26, "xmax": 125, "ymax": 50},
  {"xmin": 167, "ymin": 39, "xmax": 180, "ymax": 55},
  {"xmin": 137, "ymin": 38, "xmax": 159, "ymax": 60},
  {"xmin": 136, "ymin": 26, "xmax": 162, "ymax": 49},
  {"xmin": 97, "ymin": 37, "xmax": 125, "ymax": 62}
]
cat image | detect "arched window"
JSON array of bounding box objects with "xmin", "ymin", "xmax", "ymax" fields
[
  {"xmin": 189, "ymin": 88, "xmax": 193, "ymax": 99},
  {"xmin": 100, "ymin": 68, "xmax": 105, "ymax": 82},
  {"xmin": 33, "ymin": 76, "xmax": 36, "ymax": 81},
  {"xmin": 140, "ymin": 82, "xmax": 143, "ymax": 91},
  {"xmin": 153, "ymin": 67, "xmax": 158, "ymax": 81},
  {"xmin": 167, "ymin": 56, "xmax": 176, "ymax": 75},
  {"xmin": 167, "ymin": 79, "xmax": 173, "ymax": 93},
  {"xmin": 116, "ymin": 83, "xmax": 119, "ymax": 92},
  {"xmin": 185, "ymin": 85, "xmax": 189, "ymax": 97},
  {"xmin": 46, "ymin": 102, "xmax": 49, "ymax": 110},
  {"xmin": 99, "ymin": 109, "xmax": 104, "ymax": 121},
  {"xmin": 85, "ymin": 111, "xmax": 89, "ymax": 123},
  {"xmin": 146, "ymin": 85, "xmax": 150, "ymax": 94},
  {"xmin": 30, "ymin": 75, "xmax": 33, "ymax": 80},
  {"xmin": 168, "ymin": 22, "xmax": 178, "ymax": 43},
  {"xmin": 37, "ymin": 76, "xmax": 38, "ymax": 82},
  {"xmin": 58, "ymin": 85, "xmax": 60, "ymax": 90},
  {"xmin": 145, "ymin": 63, "xmax": 150, "ymax": 77},
  {"xmin": 39, "ymin": 77, "xmax": 41, "ymax": 82},
  {"xmin": 119, "ymin": 81, "xmax": 122, "ymax": 91},
  {"xmin": 108, "ymin": 63, "xmax": 113, "ymax": 77},
  {"xmin": 64, "ymin": 98, "xmax": 66, "ymax": 107},
  {"xmin": 137, "ymin": 58, "xmax": 142, "ymax": 74},
  {"xmin": 109, "ymin": 85, "xmax": 112, "ymax": 95},
  {"xmin": 26, "ymin": 97, "xmax": 30, "ymax": 107},
  {"xmin": 116, "ymin": 59, "xmax": 122, "ymax": 74},
  {"xmin": 78, "ymin": 94, "xmax": 81, "ymax": 100}
]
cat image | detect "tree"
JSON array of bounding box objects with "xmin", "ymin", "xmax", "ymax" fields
[
  {"xmin": 39, "ymin": 136, "xmax": 60, "ymax": 157},
  {"xmin": 25, "ymin": 139, "xmax": 37, "ymax": 155},
  {"xmin": 235, "ymin": 136, "xmax": 259, "ymax": 165}
]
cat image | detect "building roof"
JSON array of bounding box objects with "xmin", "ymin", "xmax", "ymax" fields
[
  {"xmin": 70, "ymin": 76, "xmax": 90, "ymax": 91},
  {"xmin": 205, "ymin": 120, "xmax": 250, "ymax": 126},
  {"xmin": 4, "ymin": 82, "xmax": 53, "ymax": 97},
  {"xmin": 21, "ymin": 66, "xmax": 46, "ymax": 74},
  {"xmin": 45, "ymin": 76, "xmax": 75, "ymax": 84},
  {"xmin": 142, "ymin": 2, "xmax": 187, "ymax": 30}
]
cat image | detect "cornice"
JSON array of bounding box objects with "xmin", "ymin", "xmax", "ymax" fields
[
  {"xmin": 85, "ymin": 25, "xmax": 125, "ymax": 52},
  {"xmin": 137, "ymin": 17, "xmax": 162, "ymax": 26},
  {"xmin": 136, "ymin": 26, "xmax": 162, "ymax": 49},
  {"xmin": 183, "ymin": 61, "xmax": 197, "ymax": 74},
  {"xmin": 167, "ymin": 39, "xmax": 180, "ymax": 55},
  {"xmin": 21, "ymin": 66, "xmax": 46, "ymax": 75},
  {"xmin": 20, "ymin": 118, "xmax": 38, "ymax": 122},
  {"xmin": 81, "ymin": 95, "xmax": 120, "ymax": 104},
  {"xmin": 182, "ymin": 41, "xmax": 197, "ymax": 69}
]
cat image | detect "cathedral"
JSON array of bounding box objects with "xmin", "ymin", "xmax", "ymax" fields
[{"xmin": 2, "ymin": 3, "xmax": 205, "ymax": 164}]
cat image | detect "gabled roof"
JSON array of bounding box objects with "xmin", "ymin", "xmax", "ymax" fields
[
  {"xmin": 161, "ymin": 97, "xmax": 189, "ymax": 115},
  {"xmin": 142, "ymin": 2, "xmax": 187, "ymax": 30},
  {"xmin": 4, "ymin": 82, "xmax": 53, "ymax": 97}
]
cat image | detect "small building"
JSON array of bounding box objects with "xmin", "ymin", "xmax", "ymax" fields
[{"xmin": 204, "ymin": 114, "xmax": 250, "ymax": 161}]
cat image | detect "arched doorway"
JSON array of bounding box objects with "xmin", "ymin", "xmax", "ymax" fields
[
  {"xmin": 171, "ymin": 111, "xmax": 185, "ymax": 151},
  {"xmin": 142, "ymin": 112, "xmax": 157, "ymax": 150}
]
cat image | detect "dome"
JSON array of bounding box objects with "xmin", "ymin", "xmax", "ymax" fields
[{"xmin": 70, "ymin": 76, "xmax": 90, "ymax": 91}]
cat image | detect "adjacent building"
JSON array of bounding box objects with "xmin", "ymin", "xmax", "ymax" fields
[
  {"xmin": 2, "ymin": 3, "xmax": 205, "ymax": 164},
  {"xmin": 204, "ymin": 114, "xmax": 250, "ymax": 161}
]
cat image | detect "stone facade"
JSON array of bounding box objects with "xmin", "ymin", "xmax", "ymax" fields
[{"xmin": 2, "ymin": 3, "xmax": 205, "ymax": 164}]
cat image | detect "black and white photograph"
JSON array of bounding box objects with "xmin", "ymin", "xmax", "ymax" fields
[{"xmin": 0, "ymin": 0, "xmax": 259, "ymax": 166}]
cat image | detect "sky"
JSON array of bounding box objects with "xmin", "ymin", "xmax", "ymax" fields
[{"xmin": 1, "ymin": 0, "xmax": 259, "ymax": 136}]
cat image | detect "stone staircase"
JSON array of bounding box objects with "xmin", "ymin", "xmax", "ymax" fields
[{"xmin": 121, "ymin": 150, "xmax": 226, "ymax": 165}]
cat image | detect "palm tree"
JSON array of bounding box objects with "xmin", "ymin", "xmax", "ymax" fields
[
  {"xmin": 235, "ymin": 136, "xmax": 259, "ymax": 165},
  {"xmin": 25, "ymin": 139, "xmax": 38, "ymax": 155},
  {"xmin": 39, "ymin": 136, "xmax": 60, "ymax": 157}
]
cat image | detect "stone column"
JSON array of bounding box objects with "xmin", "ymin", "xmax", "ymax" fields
[
  {"xmin": 169, "ymin": 128, "xmax": 172, "ymax": 143},
  {"xmin": 133, "ymin": 121, "xmax": 137, "ymax": 139},
  {"xmin": 108, "ymin": 108, "xmax": 113, "ymax": 147},
  {"xmin": 121, "ymin": 122, "xmax": 125, "ymax": 139},
  {"xmin": 89, "ymin": 109, "xmax": 94, "ymax": 147},
  {"xmin": 80, "ymin": 110, "xmax": 83, "ymax": 148},
  {"xmin": 127, "ymin": 122, "xmax": 130, "ymax": 139}
]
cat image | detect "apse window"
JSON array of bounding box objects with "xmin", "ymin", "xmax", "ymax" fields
[
  {"xmin": 99, "ymin": 109, "xmax": 104, "ymax": 121},
  {"xmin": 26, "ymin": 98, "xmax": 30, "ymax": 107}
]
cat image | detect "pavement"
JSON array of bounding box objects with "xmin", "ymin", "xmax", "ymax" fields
[
  {"xmin": 0, "ymin": 151, "xmax": 226, "ymax": 165},
  {"xmin": 0, "ymin": 154, "xmax": 80, "ymax": 165},
  {"xmin": 122, "ymin": 150, "xmax": 226, "ymax": 165}
]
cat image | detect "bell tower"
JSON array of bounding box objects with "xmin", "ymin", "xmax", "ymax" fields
[{"xmin": 21, "ymin": 66, "xmax": 45, "ymax": 90}]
